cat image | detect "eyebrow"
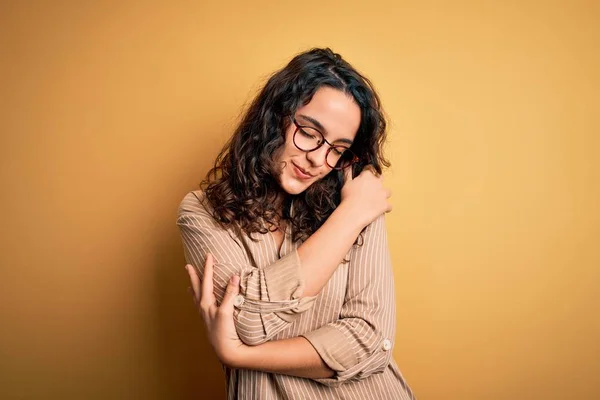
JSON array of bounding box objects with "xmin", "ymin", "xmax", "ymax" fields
[{"xmin": 297, "ymin": 114, "xmax": 354, "ymax": 146}]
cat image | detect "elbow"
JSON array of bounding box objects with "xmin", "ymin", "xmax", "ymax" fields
[
  {"xmin": 234, "ymin": 310, "xmax": 288, "ymax": 346},
  {"xmin": 233, "ymin": 298, "xmax": 315, "ymax": 346},
  {"xmin": 318, "ymin": 357, "xmax": 392, "ymax": 387},
  {"xmin": 352, "ymin": 342, "xmax": 393, "ymax": 380},
  {"xmin": 359, "ymin": 349, "xmax": 392, "ymax": 378},
  {"xmin": 234, "ymin": 318, "xmax": 269, "ymax": 346},
  {"xmin": 314, "ymin": 342, "xmax": 393, "ymax": 387},
  {"xmin": 237, "ymin": 331, "xmax": 269, "ymax": 346}
]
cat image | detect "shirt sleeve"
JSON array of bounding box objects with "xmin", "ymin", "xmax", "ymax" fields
[
  {"xmin": 300, "ymin": 214, "xmax": 397, "ymax": 387},
  {"xmin": 177, "ymin": 191, "xmax": 317, "ymax": 346}
]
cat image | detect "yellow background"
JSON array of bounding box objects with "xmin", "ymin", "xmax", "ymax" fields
[{"xmin": 1, "ymin": 1, "xmax": 598, "ymax": 399}]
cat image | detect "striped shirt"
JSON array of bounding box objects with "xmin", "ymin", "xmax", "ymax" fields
[{"xmin": 177, "ymin": 190, "xmax": 416, "ymax": 400}]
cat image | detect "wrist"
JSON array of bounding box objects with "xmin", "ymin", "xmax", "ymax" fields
[
  {"xmin": 224, "ymin": 343, "xmax": 256, "ymax": 369},
  {"xmin": 336, "ymin": 200, "xmax": 368, "ymax": 230}
]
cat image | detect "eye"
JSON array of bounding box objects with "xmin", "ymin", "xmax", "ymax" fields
[
  {"xmin": 298, "ymin": 126, "xmax": 323, "ymax": 144},
  {"xmin": 298, "ymin": 127, "xmax": 316, "ymax": 139},
  {"xmin": 331, "ymin": 145, "xmax": 349, "ymax": 157}
]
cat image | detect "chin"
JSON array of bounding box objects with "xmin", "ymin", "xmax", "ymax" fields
[
  {"xmin": 279, "ymin": 178, "xmax": 311, "ymax": 195},
  {"xmin": 278, "ymin": 169, "xmax": 313, "ymax": 195}
]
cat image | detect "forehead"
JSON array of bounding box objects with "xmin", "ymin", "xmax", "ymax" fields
[{"xmin": 296, "ymin": 87, "xmax": 361, "ymax": 142}]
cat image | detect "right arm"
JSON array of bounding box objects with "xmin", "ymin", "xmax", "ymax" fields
[
  {"xmin": 296, "ymin": 201, "xmax": 365, "ymax": 296},
  {"xmin": 178, "ymin": 191, "xmax": 313, "ymax": 346},
  {"xmin": 298, "ymin": 166, "xmax": 392, "ymax": 297},
  {"xmin": 177, "ymin": 192, "xmax": 363, "ymax": 345}
]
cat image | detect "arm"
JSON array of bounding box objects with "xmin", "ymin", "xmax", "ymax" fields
[
  {"xmin": 177, "ymin": 190, "xmax": 364, "ymax": 345},
  {"xmin": 302, "ymin": 214, "xmax": 396, "ymax": 386},
  {"xmin": 234, "ymin": 337, "xmax": 335, "ymax": 379},
  {"xmin": 186, "ymin": 253, "xmax": 335, "ymax": 379},
  {"xmin": 179, "ymin": 168, "xmax": 390, "ymax": 346},
  {"xmin": 297, "ymin": 200, "xmax": 364, "ymax": 296},
  {"xmin": 233, "ymin": 214, "xmax": 397, "ymax": 387},
  {"xmin": 299, "ymin": 165, "xmax": 392, "ymax": 297}
]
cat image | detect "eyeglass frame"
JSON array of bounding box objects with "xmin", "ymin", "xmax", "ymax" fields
[{"xmin": 289, "ymin": 116, "xmax": 360, "ymax": 170}]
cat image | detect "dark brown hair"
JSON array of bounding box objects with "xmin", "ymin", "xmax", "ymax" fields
[{"xmin": 201, "ymin": 48, "xmax": 389, "ymax": 243}]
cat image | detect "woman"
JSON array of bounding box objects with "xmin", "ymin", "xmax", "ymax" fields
[{"xmin": 178, "ymin": 48, "xmax": 415, "ymax": 399}]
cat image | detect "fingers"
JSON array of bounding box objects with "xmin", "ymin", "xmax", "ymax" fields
[
  {"xmin": 186, "ymin": 264, "xmax": 201, "ymax": 304},
  {"xmin": 220, "ymin": 275, "xmax": 240, "ymax": 314},
  {"xmin": 200, "ymin": 254, "xmax": 217, "ymax": 309}
]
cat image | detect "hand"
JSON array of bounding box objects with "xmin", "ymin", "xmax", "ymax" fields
[
  {"xmin": 185, "ymin": 254, "xmax": 249, "ymax": 368},
  {"xmin": 340, "ymin": 165, "xmax": 392, "ymax": 227}
]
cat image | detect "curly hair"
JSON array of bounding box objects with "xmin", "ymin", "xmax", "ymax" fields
[{"xmin": 200, "ymin": 47, "xmax": 390, "ymax": 244}]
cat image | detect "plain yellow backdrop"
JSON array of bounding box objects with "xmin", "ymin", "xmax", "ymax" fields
[{"xmin": 1, "ymin": 1, "xmax": 598, "ymax": 399}]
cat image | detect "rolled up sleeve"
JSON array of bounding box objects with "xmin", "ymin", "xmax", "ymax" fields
[
  {"xmin": 177, "ymin": 191, "xmax": 317, "ymax": 345},
  {"xmin": 301, "ymin": 214, "xmax": 396, "ymax": 387}
]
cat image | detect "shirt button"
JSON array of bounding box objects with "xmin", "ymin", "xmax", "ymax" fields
[
  {"xmin": 233, "ymin": 295, "xmax": 245, "ymax": 307},
  {"xmin": 382, "ymin": 339, "xmax": 392, "ymax": 351}
]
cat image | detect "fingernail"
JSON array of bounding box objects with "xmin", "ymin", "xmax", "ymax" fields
[{"xmin": 231, "ymin": 275, "xmax": 240, "ymax": 284}]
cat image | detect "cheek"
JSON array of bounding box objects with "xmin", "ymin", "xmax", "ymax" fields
[
  {"xmin": 278, "ymin": 139, "xmax": 301, "ymax": 163},
  {"xmin": 272, "ymin": 142, "xmax": 296, "ymax": 177},
  {"xmin": 316, "ymin": 168, "xmax": 335, "ymax": 181}
]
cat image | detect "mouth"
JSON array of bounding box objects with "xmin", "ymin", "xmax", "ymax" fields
[{"xmin": 291, "ymin": 162, "xmax": 314, "ymax": 180}]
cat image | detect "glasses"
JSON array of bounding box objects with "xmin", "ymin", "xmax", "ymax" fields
[{"xmin": 290, "ymin": 116, "xmax": 359, "ymax": 170}]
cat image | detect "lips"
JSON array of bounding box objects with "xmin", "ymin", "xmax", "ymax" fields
[{"xmin": 292, "ymin": 162, "xmax": 314, "ymax": 179}]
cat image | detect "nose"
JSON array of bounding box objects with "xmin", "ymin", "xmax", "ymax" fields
[{"xmin": 305, "ymin": 145, "xmax": 329, "ymax": 168}]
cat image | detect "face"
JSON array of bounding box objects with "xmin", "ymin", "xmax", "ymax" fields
[{"xmin": 274, "ymin": 86, "xmax": 361, "ymax": 195}]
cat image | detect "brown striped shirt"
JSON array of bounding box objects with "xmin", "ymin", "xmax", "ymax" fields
[{"xmin": 177, "ymin": 190, "xmax": 415, "ymax": 399}]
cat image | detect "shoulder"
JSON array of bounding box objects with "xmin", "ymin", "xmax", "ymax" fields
[
  {"xmin": 177, "ymin": 191, "xmax": 248, "ymax": 251},
  {"xmin": 178, "ymin": 190, "xmax": 208, "ymax": 214},
  {"xmin": 177, "ymin": 190, "xmax": 244, "ymax": 237},
  {"xmin": 177, "ymin": 190, "xmax": 217, "ymax": 226}
]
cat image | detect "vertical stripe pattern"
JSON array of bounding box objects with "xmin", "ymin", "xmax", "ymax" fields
[{"xmin": 177, "ymin": 191, "xmax": 415, "ymax": 399}]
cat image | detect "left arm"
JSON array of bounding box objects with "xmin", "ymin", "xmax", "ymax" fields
[
  {"xmin": 186, "ymin": 255, "xmax": 334, "ymax": 379},
  {"xmin": 300, "ymin": 214, "xmax": 397, "ymax": 386}
]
